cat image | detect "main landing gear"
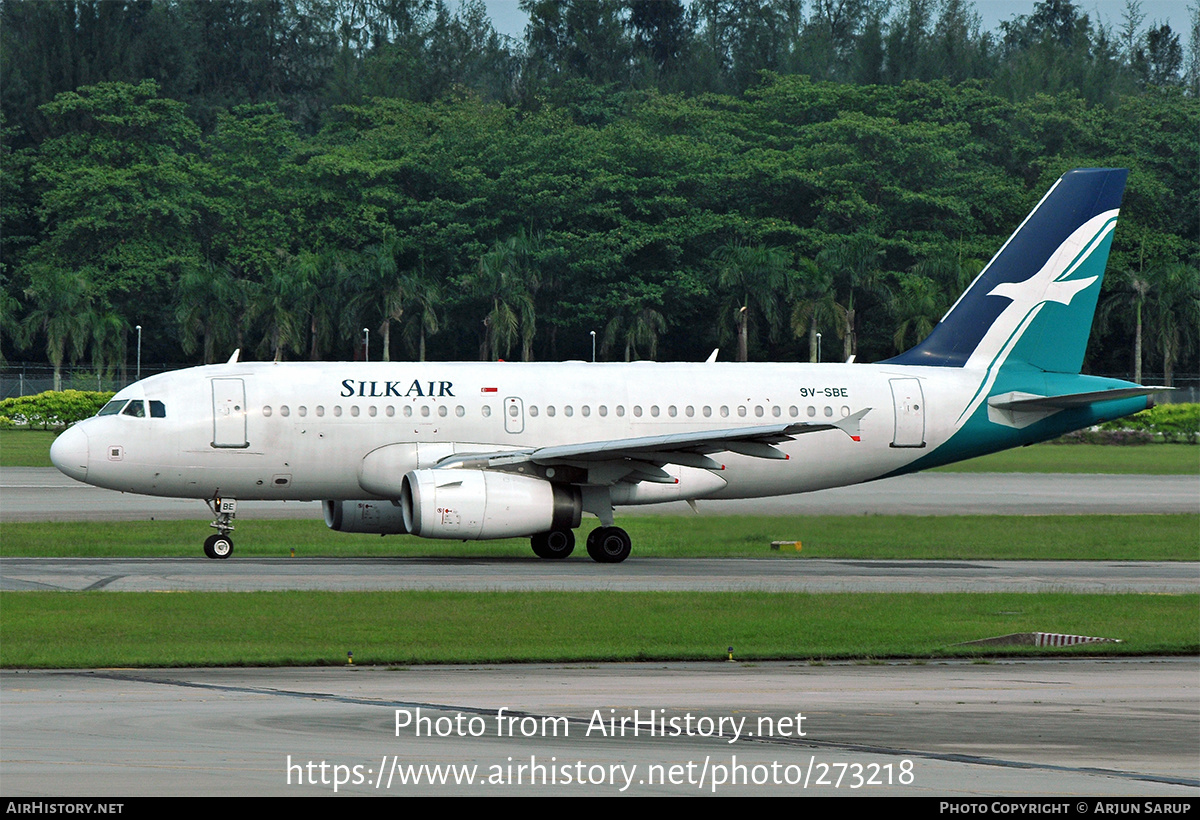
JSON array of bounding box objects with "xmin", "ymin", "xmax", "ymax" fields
[
  {"xmin": 203, "ymin": 496, "xmax": 237, "ymax": 559},
  {"xmin": 586, "ymin": 526, "xmax": 631, "ymax": 563},
  {"xmin": 531, "ymin": 529, "xmax": 575, "ymax": 559},
  {"xmin": 529, "ymin": 526, "xmax": 632, "ymax": 563}
]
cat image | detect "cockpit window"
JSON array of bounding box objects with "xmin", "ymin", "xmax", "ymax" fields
[
  {"xmin": 98, "ymin": 400, "xmax": 126, "ymax": 416},
  {"xmin": 149, "ymin": 400, "xmax": 166, "ymax": 418},
  {"xmin": 121, "ymin": 400, "xmax": 146, "ymax": 418}
]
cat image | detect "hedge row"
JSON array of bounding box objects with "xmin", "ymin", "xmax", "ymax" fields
[{"xmin": 0, "ymin": 391, "xmax": 115, "ymax": 429}]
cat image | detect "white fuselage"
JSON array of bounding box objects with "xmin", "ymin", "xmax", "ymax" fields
[{"xmin": 55, "ymin": 360, "xmax": 972, "ymax": 504}]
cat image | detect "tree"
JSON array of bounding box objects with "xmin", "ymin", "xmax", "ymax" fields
[
  {"xmin": 713, "ymin": 242, "xmax": 791, "ymax": 362},
  {"xmin": 472, "ymin": 230, "xmax": 541, "ymax": 361},
  {"xmin": 789, "ymin": 257, "xmax": 845, "ymax": 363}
]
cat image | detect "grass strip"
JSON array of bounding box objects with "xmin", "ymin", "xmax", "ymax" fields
[
  {"xmin": 3, "ymin": 514, "xmax": 1196, "ymax": 560},
  {"xmin": 2, "ymin": 428, "xmax": 1196, "ymax": 473},
  {"xmin": 2, "ymin": 591, "xmax": 1194, "ymax": 668},
  {"xmin": 931, "ymin": 442, "xmax": 1199, "ymax": 474}
]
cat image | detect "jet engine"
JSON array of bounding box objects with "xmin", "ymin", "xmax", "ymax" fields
[
  {"xmin": 323, "ymin": 499, "xmax": 409, "ymax": 534},
  {"xmin": 401, "ymin": 469, "xmax": 581, "ymax": 539}
]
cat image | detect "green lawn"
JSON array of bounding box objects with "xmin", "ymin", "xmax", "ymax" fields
[
  {"xmin": 2, "ymin": 591, "xmax": 1194, "ymax": 668},
  {"xmin": 3, "ymin": 514, "xmax": 1196, "ymax": 561}
]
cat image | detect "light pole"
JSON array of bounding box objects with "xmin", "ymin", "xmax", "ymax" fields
[
  {"xmin": 363, "ymin": 328, "xmax": 370, "ymax": 362},
  {"xmin": 816, "ymin": 331, "xmax": 821, "ymax": 363},
  {"xmin": 590, "ymin": 330, "xmax": 596, "ymax": 363},
  {"xmin": 136, "ymin": 325, "xmax": 142, "ymax": 382}
]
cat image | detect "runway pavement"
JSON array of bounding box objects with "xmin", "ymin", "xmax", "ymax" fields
[
  {"xmin": 3, "ymin": 556, "xmax": 1197, "ymax": 593},
  {"xmin": 2, "ymin": 659, "xmax": 1196, "ymax": 796},
  {"xmin": 3, "ymin": 467, "xmax": 1198, "ymax": 522}
]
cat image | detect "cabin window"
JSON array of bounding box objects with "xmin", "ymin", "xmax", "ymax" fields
[
  {"xmin": 482, "ymin": 405, "xmax": 492, "ymax": 417},
  {"xmin": 280, "ymin": 405, "xmax": 290, "ymax": 417},
  {"xmin": 564, "ymin": 405, "xmax": 574, "ymax": 417},
  {"xmin": 806, "ymin": 406, "xmax": 816, "ymax": 417},
  {"xmin": 333, "ymin": 406, "xmax": 343, "ymax": 417},
  {"xmin": 737, "ymin": 406, "xmax": 747, "ymax": 417},
  {"xmin": 841, "ymin": 406, "xmax": 850, "ymax": 417},
  {"xmin": 368, "ymin": 406, "xmax": 377, "ymax": 417},
  {"xmin": 772, "ymin": 406, "xmax": 781, "ymax": 417},
  {"xmin": 754, "ymin": 405, "xmax": 764, "ymax": 417},
  {"xmin": 685, "ymin": 406, "xmax": 694, "ymax": 417},
  {"xmin": 455, "ymin": 406, "xmax": 465, "ymax": 417},
  {"xmin": 616, "ymin": 405, "xmax": 625, "ymax": 417},
  {"xmin": 262, "ymin": 406, "xmax": 273, "ymax": 417},
  {"xmin": 581, "ymin": 405, "xmax": 590, "ymax": 417},
  {"xmin": 316, "ymin": 405, "xmax": 325, "ymax": 417},
  {"xmin": 438, "ymin": 405, "xmax": 447, "ymax": 417},
  {"xmin": 703, "ymin": 406, "xmax": 712, "ymax": 417},
  {"xmin": 789, "ymin": 406, "xmax": 798, "ymax": 417},
  {"xmin": 668, "ymin": 405, "xmax": 677, "ymax": 417},
  {"xmin": 824, "ymin": 406, "xmax": 833, "ymax": 417},
  {"xmin": 650, "ymin": 405, "xmax": 660, "ymax": 417},
  {"xmin": 720, "ymin": 406, "xmax": 729, "ymax": 418},
  {"xmin": 633, "ymin": 406, "xmax": 642, "ymax": 417},
  {"xmin": 98, "ymin": 400, "xmax": 126, "ymax": 416},
  {"xmin": 599, "ymin": 405, "xmax": 608, "ymax": 417},
  {"xmin": 386, "ymin": 406, "xmax": 395, "ymax": 417},
  {"xmin": 420, "ymin": 406, "xmax": 429, "ymax": 417},
  {"xmin": 403, "ymin": 406, "xmax": 413, "ymax": 418},
  {"xmin": 350, "ymin": 406, "xmax": 360, "ymax": 417},
  {"xmin": 298, "ymin": 406, "xmax": 307, "ymax": 418}
]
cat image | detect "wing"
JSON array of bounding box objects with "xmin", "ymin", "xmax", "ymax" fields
[{"xmin": 436, "ymin": 408, "xmax": 871, "ymax": 485}]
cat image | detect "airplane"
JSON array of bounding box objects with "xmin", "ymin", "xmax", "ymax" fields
[{"xmin": 49, "ymin": 167, "xmax": 1161, "ymax": 563}]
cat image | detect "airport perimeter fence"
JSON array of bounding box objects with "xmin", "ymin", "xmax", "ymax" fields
[{"xmin": 2, "ymin": 362, "xmax": 1198, "ymax": 403}]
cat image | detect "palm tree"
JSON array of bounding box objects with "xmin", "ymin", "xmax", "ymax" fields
[
  {"xmin": 20, "ymin": 267, "xmax": 91, "ymax": 390},
  {"xmin": 473, "ymin": 230, "xmax": 540, "ymax": 361},
  {"xmin": 713, "ymin": 242, "xmax": 791, "ymax": 361},
  {"xmin": 818, "ymin": 233, "xmax": 887, "ymax": 361},
  {"xmin": 602, "ymin": 301, "xmax": 667, "ymax": 361},
  {"xmin": 175, "ymin": 262, "xmax": 245, "ymax": 364},
  {"xmin": 1144, "ymin": 263, "xmax": 1199, "ymax": 386},
  {"xmin": 789, "ymin": 257, "xmax": 845, "ymax": 363},
  {"xmin": 1097, "ymin": 267, "xmax": 1152, "ymax": 383},
  {"xmin": 400, "ymin": 264, "xmax": 441, "ymax": 361},
  {"xmin": 891, "ymin": 273, "xmax": 945, "ymax": 354}
]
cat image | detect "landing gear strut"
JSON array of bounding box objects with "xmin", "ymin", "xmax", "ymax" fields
[
  {"xmin": 586, "ymin": 526, "xmax": 631, "ymax": 563},
  {"xmin": 531, "ymin": 529, "xmax": 575, "ymax": 559},
  {"xmin": 203, "ymin": 496, "xmax": 237, "ymax": 559}
]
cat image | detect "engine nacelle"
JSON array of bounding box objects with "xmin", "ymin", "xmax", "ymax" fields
[
  {"xmin": 401, "ymin": 469, "xmax": 581, "ymax": 540},
  {"xmin": 323, "ymin": 499, "xmax": 409, "ymax": 534}
]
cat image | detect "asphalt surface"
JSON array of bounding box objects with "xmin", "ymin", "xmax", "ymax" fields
[{"xmin": 2, "ymin": 660, "xmax": 1197, "ymax": 796}]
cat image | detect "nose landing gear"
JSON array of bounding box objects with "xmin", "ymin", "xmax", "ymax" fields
[{"xmin": 203, "ymin": 496, "xmax": 237, "ymax": 559}]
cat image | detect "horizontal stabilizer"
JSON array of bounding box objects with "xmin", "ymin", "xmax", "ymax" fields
[
  {"xmin": 988, "ymin": 386, "xmax": 1168, "ymax": 411},
  {"xmin": 987, "ymin": 387, "xmax": 1164, "ymax": 429}
]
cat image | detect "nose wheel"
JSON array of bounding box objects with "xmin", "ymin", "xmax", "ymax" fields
[
  {"xmin": 204, "ymin": 496, "xmax": 237, "ymax": 559},
  {"xmin": 203, "ymin": 533, "xmax": 234, "ymax": 559}
]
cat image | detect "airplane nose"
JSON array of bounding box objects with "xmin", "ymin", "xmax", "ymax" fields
[{"xmin": 50, "ymin": 424, "xmax": 89, "ymax": 482}]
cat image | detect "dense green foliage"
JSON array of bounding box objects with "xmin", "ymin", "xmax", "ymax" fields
[
  {"xmin": 2, "ymin": 1, "xmax": 1197, "ymax": 375},
  {"xmin": 1099, "ymin": 402, "xmax": 1200, "ymax": 443},
  {"xmin": 0, "ymin": 389, "xmax": 113, "ymax": 429}
]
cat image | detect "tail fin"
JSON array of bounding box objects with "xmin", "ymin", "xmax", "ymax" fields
[{"xmin": 884, "ymin": 168, "xmax": 1128, "ymax": 374}]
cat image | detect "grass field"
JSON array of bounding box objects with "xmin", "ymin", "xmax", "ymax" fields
[
  {"xmin": 2, "ymin": 591, "xmax": 1194, "ymax": 668},
  {"xmin": 3, "ymin": 514, "xmax": 1197, "ymax": 560},
  {"xmin": 1, "ymin": 428, "xmax": 1197, "ymax": 473}
]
